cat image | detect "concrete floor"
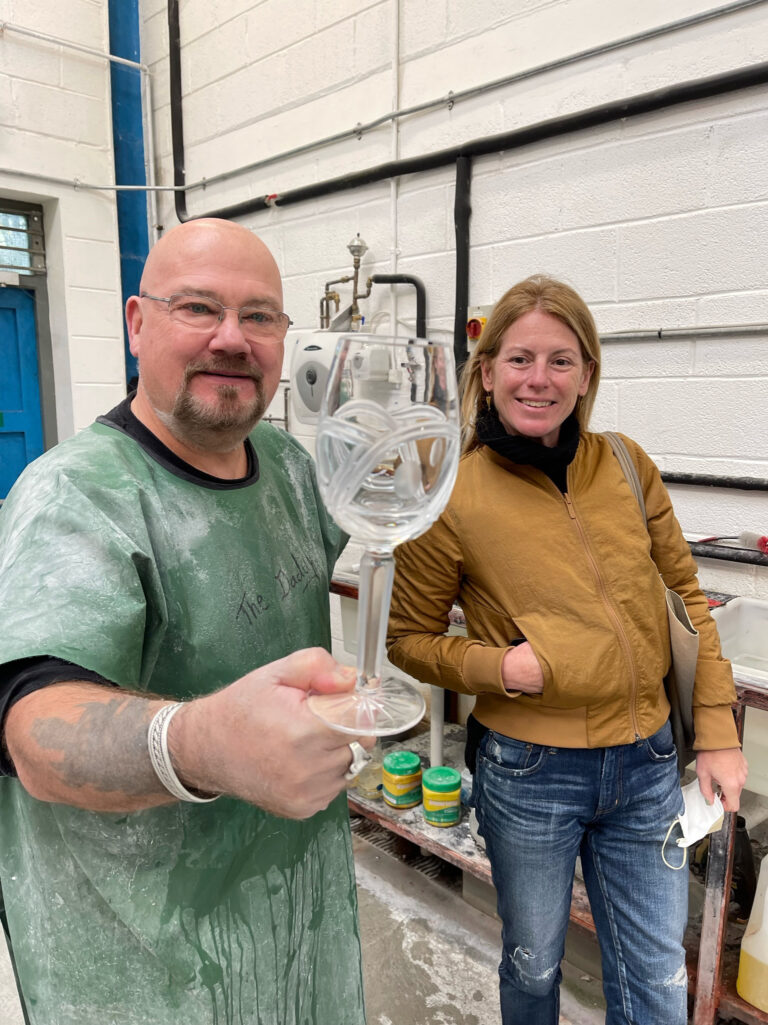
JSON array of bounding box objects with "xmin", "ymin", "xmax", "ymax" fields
[
  {"xmin": 353, "ymin": 828, "xmax": 605, "ymax": 1025},
  {"xmin": 0, "ymin": 928, "xmax": 24, "ymax": 1025}
]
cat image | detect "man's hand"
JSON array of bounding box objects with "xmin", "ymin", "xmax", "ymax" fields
[
  {"xmin": 5, "ymin": 649, "xmax": 373, "ymax": 817},
  {"xmin": 172, "ymin": 648, "xmax": 375, "ymax": 819},
  {"xmin": 696, "ymin": 747, "xmax": 748, "ymax": 812},
  {"xmin": 501, "ymin": 642, "xmax": 544, "ymax": 694}
]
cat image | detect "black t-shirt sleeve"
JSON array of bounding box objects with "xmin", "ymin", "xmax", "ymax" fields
[{"xmin": 0, "ymin": 656, "xmax": 116, "ymax": 777}]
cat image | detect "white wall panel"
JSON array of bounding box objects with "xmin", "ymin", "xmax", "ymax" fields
[
  {"xmin": 619, "ymin": 379, "xmax": 767, "ymax": 456},
  {"xmin": 6, "ymin": 0, "xmax": 106, "ymax": 46},
  {"xmin": 68, "ymin": 336, "xmax": 127, "ymax": 385}
]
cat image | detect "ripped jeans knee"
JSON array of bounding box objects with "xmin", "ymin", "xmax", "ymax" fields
[
  {"xmin": 653, "ymin": 960, "xmax": 688, "ymax": 996},
  {"xmin": 501, "ymin": 943, "xmax": 561, "ymax": 999}
]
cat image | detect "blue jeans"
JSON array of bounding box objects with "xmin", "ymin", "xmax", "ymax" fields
[{"xmin": 473, "ymin": 721, "xmax": 687, "ymax": 1025}]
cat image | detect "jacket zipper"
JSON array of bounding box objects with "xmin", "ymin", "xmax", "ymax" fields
[{"xmin": 563, "ymin": 490, "xmax": 642, "ymax": 740}]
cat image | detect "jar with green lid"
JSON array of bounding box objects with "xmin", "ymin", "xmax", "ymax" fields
[
  {"xmin": 382, "ymin": 750, "xmax": 422, "ymax": 809},
  {"xmin": 422, "ymin": 766, "xmax": 461, "ymax": 827}
]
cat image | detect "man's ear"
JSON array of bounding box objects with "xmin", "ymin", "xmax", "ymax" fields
[{"xmin": 125, "ymin": 296, "xmax": 143, "ymax": 358}]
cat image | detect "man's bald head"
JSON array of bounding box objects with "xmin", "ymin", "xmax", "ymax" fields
[
  {"xmin": 126, "ymin": 218, "xmax": 287, "ymax": 467},
  {"xmin": 140, "ymin": 219, "xmax": 282, "ymax": 303}
]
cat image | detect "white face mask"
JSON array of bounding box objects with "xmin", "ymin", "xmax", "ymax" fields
[{"xmin": 662, "ymin": 779, "xmax": 725, "ymax": 870}]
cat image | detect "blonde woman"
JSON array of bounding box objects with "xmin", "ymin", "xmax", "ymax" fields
[{"xmin": 387, "ymin": 275, "xmax": 746, "ymax": 1025}]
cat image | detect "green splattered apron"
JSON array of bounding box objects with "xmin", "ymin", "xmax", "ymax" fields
[{"xmin": 0, "ymin": 421, "xmax": 365, "ymax": 1025}]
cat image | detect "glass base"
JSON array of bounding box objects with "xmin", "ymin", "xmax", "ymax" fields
[{"xmin": 307, "ymin": 676, "xmax": 426, "ymax": 736}]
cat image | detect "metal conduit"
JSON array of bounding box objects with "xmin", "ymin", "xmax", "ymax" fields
[
  {"xmin": 601, "ymin": 325, "xmax": 768, "ymax": 342},
  {"xmin": 3, "ymin": 11, "xmax": 763, "ymax": 562},
  {"xmin": 0, "ymin": 21, "xmax": 148, "ymax": 71}
]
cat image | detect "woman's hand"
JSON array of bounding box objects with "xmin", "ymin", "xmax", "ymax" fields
[
  {"xmin": 696, "ymin": 747, "xmax": 748, "ymax": 812},
  {"xmin": 501, "ymin": 642, "xmax": 545, "ymax": 694}
]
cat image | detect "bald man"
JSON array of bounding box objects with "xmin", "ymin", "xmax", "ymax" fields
[{"xmin": 0, "ymin": 220, "xmax": 368, "ymax": 1025}]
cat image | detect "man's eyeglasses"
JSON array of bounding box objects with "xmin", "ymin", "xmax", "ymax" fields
[{"xmin": 141, "ymin": 293, "xmax": 292, "ymax": 342}]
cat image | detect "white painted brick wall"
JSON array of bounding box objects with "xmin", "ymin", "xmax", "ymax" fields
[
  {"xmin": 139, "ymin": 0, "xmax": 768, "ymax": 605},
  {"xmin": 5, "ymin": 0, "xmax": 106, "ymax": 46},
  {"xmin": 0, "ymin": 0, "xmax": 126, "ymax": 439}
]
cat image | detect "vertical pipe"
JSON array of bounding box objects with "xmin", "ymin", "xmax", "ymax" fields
[
  {"xmin": 429, "ymin": 686, "xmax": 444, "ymax": 767},
  {"xmin": 108, "ymin": 0, "xmax": 150, "ymax": 387},
  {"xmin": 142, "ymin": 73, "xmax": 159, "ymax": 245},
  {"xmin": 388, "ymin": 0, "xmax": 401, "ymax": 333},
  {"xmin": 168, "ymin": 0, "xmax": 189, "ymax": 224},
  {"xmin": 453, "ymin": 156, "xmax": 472, "ymax": 373}
]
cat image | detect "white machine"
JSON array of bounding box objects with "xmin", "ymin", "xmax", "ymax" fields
[{"xmin": 287, "ymin": 330, "xmax": 346, "ymax": 457}]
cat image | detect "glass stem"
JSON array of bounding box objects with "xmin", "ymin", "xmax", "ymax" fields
[{"xmin": 356, "ymin": 550, "xmax": 395, "ymax": 693}]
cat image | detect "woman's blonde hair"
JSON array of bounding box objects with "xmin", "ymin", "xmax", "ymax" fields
[{"xmin": 459, "ymin": 274, "xmax": 601, "ymax": 453}]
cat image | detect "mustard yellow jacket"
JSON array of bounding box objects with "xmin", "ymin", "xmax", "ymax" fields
[{"xmin": 387, "ymin": 431, "xmax": 739, "ymax": 751}]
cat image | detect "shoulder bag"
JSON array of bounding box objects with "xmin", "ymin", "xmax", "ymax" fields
[{"xmin": 603, "ymin": 432, "xmax": 698, "ymax": 773}]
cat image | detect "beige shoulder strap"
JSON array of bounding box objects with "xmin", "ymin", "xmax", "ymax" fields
[{"xmin": 603, "ymin": 431, "xmax": 647, "ymax": 528}]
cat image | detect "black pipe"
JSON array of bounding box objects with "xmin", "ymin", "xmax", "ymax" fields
[
  {"xmin": 453, "ymin": 157, "xmax": 472, "ymax": 372},
  {"xmin": 168, "ymin": 0, "xmax": 186, "ymax": 225},
  {"xmin": 662, "ymin": 471, "xmax": 768, "ymax": 492},
  {"xmin": 689, "ymin": 542, "xmax": 768, "ymax": 567},
  {"xmin": 369, "ymin": 274, "xmax": 426, "ymax": 338}
]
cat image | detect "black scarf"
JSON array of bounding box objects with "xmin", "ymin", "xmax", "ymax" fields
[{"xmin": 475, "ymin": 406, "xmax": 581, "ymax": 493}]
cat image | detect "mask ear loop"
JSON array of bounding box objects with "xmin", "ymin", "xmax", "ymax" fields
[{"xmin": 661, "ymin": 817, "xmax": 688, "ymax": 871}]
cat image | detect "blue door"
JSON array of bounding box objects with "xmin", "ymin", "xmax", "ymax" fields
[{"xmin": 0, "ymin": 287, "xmax": 44, "ymax": 500}]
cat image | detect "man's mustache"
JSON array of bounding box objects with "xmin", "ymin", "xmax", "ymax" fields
[{"xmin": 183, "ymin": 358, "xmax": 264, "ymax": 385}]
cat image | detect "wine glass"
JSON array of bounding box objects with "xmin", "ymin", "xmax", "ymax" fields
[{"xmin": 308, "ymin": 335, "xmax": 460, "ymax": 735}]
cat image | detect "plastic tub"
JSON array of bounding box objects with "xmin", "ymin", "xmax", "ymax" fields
[
  {"xmin": 712, "ymin": 598, "xmax": 768, "ymax": 688},
  {"xmin": 712, "ymin": 598, "xmax": 768, "ymax": 796}
]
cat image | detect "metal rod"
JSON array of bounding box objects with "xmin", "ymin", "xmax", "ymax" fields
[
  {"xmin": 143, "ymin": 70, "xmax": 159, "ymax": 242},
  {"xmin": 0, "ymin": 20, "xmax": 148, "ymax": 71},
  {"xmin": 601, "ymin": 324, "xmax": 768, "ymax": 342},
  {"xmin": 0, "ymin": 170, "xmax": 184, "ymax": 192}
]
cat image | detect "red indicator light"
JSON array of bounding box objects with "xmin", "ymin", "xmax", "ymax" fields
[{"xmin": 466, "ymin": 317, "xmax": 485, "ymax": 340}]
